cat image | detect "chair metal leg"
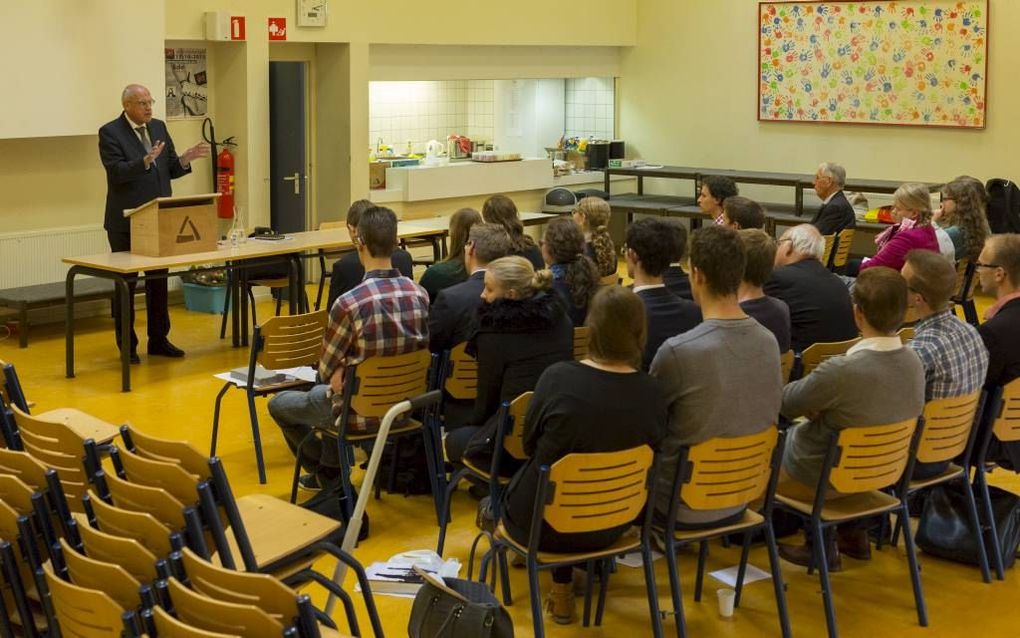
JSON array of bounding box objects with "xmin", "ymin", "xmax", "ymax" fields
[
  {"xmin": 812, "ymin": 524, "xmax": 838, "ymax": 638},
  {"xmin": 664, "ymin": 537, "xmax": 687, "ymax": 638},
  {"xmin": 642, "ymin": 540, "xmax": 666, "ymax": 638},
  {"xmin": 582, "ymin": 559, "xmax": 594, "ymax": 627},
  {"xmin": 527, "ymin": 560, "xmax": 545, "ymax": 638},
  {"xmin": 245, "ymin": 391, "xmax": 267, "ymax": 484},
  {"xmin": 594, "ymin": 558, "xmax": 611, "ymax": 626},
  {"xmin": 764, "ymin": 520, "xmax": 793, "ymax": 638},
  {"xmin": 734, "ymin": 532, "xmax": 752, "ymax": 607},
  {"xmin": 961, "ymin": 478, "xmax": 992, "ymax": 583},
  {"xmin": 693, "ymin": 541, "xmax": 708, "ymax": 602},
  {"xmin": 210, "ymin": 382, "xmax": 231, "ymax": 456},
  {"xmin": 899, "ymin": 503, "xmax": 929, "ymax": 626},
  {"xmin": 275, "ymin": 290, "xmax": 283, "ymax": 317},
  {"xmin": 975, "ymin": 468, "xmax": 1006, "ymax": 580},
  {"xmin": 436, "ymin": 467, "xmax": 469, "ymax": 555},
  {"xmin": 337, "ymin": 439, "xmax": 355, "ymax": 523},
  {"xmin": 497, "ymin": 548, "xmax": 513, "ymax": 606}
]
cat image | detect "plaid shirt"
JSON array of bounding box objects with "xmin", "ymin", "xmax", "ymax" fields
[
  {"xmin": 908, "ymin": 309, "xmax": 989, "ymax": 401},
  {"xmin": 320, "ymin": 269, "xmax": 429, "ymax": 431}
]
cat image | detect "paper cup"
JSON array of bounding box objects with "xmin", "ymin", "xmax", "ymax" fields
[{"xmin": 716, "ymin": 588, "xmax": 736, "ymax": 618}]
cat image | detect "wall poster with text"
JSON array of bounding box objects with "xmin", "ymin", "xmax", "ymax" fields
[{"xmin": 164, "ymin": 47, "xmax": 209, "ymax": 120}]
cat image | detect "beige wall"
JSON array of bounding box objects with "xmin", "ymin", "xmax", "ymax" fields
[{"xmin": 619, "ymin": 0, "xmax": 1018, "ymax": 198}]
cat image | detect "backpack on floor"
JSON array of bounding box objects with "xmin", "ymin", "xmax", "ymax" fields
[{"xmin": 986, "ymin": 178, "xmax": 1020, "ymax": 234}]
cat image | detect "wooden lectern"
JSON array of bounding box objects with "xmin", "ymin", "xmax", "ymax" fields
[{"xmin": 124, "ymin": 193, "xmax": 220, "ymax": 257}]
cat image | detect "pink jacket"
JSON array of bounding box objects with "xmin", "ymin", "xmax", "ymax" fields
[{"xmin": 860, "ymin": 224, "xmax": 939, "ymax": 272}]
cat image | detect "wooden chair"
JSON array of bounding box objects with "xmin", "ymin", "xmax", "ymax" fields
[
  {"xmin": 897, "ymin": 326, "xmax": 915, "ymax": 343},
  {"xmin": 493, "ymin": 445, "xmax": 658, "ymax": 638},
  {"xmin": 211, "ymin": 309, "xmax": 328, "ymax": 484},
  {"xmin": 573, "ymin": 326, "xmax": 589, "ymax": 361},
  {"xmin": 820, "ymin": 233, "xmax": 836, "ymax": 268},
  {"xmin": 890, "ymin": 391, "xmax": 990, "ymax": 582},
  {"xmin": 952, "ymin": 259, "xmax": 979, "ymax": 326},
  {"xmin": 165, "ymin": 577, "xmax": 294, "ymax": 638},
  {"xmin": 0, "ymin": 360, "xmax": 31, "ymax": 413},
  {"xmin": 799, "ymin": 337, "xmax": 861, "ymax": 377},
  {"xmin": 780, "ymin": 350, "xmax": 794, "ymax": 384},
  {"xmin": 437, "ymin": 393, "xmax": 532, "ymax": 556},
  {"xmin": 973, "ymin": 378, "xmax": 1020, "ymax": 580},
  {"xmin": 84, "ymin": 491, "xmax": 181, "ymax": 559},
  {"xmin": 775, "ymin": 418, "xmax": 927, "ymax": 638},
  {"xmin": 657, "ymin": 427, "xmax": 790, "ymax": 638},
  {"xmin": 54, "ymin": 537, "xmax": 149, "ymax": 613},
  {"xmin": 75, "ymin": 518, "xmax": 166, "ymax": 585},
  {"xmin": 829, "ymin": 228, "xmax": 855, "ymax": 271},
  {"xmin": 0, "ymin": 449, "xmax": 77, "ymax": 544},
  {"xmin": 41, "ymin": 563, "xmax": 138, "ymax": 638},
  {"xmin": 0, "ymin": 540, "xmax": 33, "ymax": 638},
  {"xmin": 0, "ymin": 394, "xmax": 118, "ymax": 448},
  {"xmin": 150, "ymin": 604, "xmax": 241, "ymax": 638},
  {"xmin": 0, "ymin": 481, "xmax": 51, "ymax": 637}
]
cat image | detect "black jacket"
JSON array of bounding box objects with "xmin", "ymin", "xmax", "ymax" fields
[
  {"xmin": 429, "ymin": 270, "xmax": 485, "ymax": 353},
  {"xmin": 978, "ymin": 298, "xmax": 1020, "ymax": 469},
  {"xmin": 327, "ymin": 249, "xmax": 413, "ymax": 310},
  {"xmin": 100, "ymin": 114, "xmax": 190, "ymax": 234},
  {"xmin": 810, "ymin": 190, "xmax": 857, "ymax": 237},
  {"xmin": 663, "ymin": 266, "xmax": 693, "ymax": 300},
  {"xmin": 636, "ymin": 287, "xmax": 702, "ymax": 370},
  {"xmin": 467, "ymin": 292, "xmax": 574, "ymax": 429},
  {"xmin": 763, "ymin": 259, "xmax": 858, "ymax": 352}
]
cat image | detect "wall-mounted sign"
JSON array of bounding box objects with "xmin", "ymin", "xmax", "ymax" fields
[
  {"xmin": 231, "ymin": 16, "xmax": 246, "ymax": 41},
  {"xmin": 268, "ymin": 17, "xmax": 287, "ymax": 41}
]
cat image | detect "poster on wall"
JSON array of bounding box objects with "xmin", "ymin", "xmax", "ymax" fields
[
  {"xmin": 164, "ymin": 47, "xmax": 209, "ymax": 119},
  {"xmin": 758, "ymin": 1, "xmax": 988, "ymax": 128}
]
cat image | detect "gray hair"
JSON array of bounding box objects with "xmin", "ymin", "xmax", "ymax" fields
[
  {"xmin": 818, "ymin": 162, "xmax": 847, "ymax": 188},
  {"xmin": 121, "ymin": 84, "xmax": 148, "ymax": 104},
  {"xmin": 784, "ymin": 224, "xmax": 826, "ymax": 261}
]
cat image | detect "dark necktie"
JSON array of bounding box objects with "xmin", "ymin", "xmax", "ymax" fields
[{"xmin": 136, "ymin": 125, "xmax": 152, "ymax": 153}]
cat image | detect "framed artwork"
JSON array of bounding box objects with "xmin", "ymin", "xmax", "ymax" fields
[{"xmin": 758, "ymin": 1, "xmax": 988, "ymax": 128}]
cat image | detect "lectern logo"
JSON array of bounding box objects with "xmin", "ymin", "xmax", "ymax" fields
[{"xmin": 176, "ymin": 216, "xmax": 202, "ymax": 243}]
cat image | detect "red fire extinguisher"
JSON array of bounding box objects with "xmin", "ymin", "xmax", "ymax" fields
[{"xmin": 216, "ymin": 146, "xmax": 235, "ymax": 219}]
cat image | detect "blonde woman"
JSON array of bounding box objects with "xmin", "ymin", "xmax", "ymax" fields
[
  {"xmin": 859, "ymin": 183, "xmax": 940, "ymax": 272},
  {"xmin": 572, "ymin": 197, "xmax": 617, "ymax": 277}
]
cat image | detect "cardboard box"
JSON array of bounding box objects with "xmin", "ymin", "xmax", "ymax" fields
[
  {"xmin": 369, "ymin": 161, "xmax": 390, "ymax": 189},
  {"xmin": 125, "ymin": 193, "xmax": 220, "ymax": 257}
]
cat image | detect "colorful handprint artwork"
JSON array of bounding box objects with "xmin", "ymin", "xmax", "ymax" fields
[{"xmin": 758, "ymin": 1, "xmax": 987, "ymax": 128}]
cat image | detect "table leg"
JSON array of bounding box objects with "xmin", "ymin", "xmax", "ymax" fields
[
  {"xmin": 288, "ymin": 257, "xmax": 300, "ymax": 315},
  {"xmin": 65, "ymin": 268, "xmax": 79, "ymax": 378},
  {"xmin": 18, "ymin": 304, "xmax": 27, "ymax": 348},
  {"xmin": 637, "ymin": 175, "xmax": 644, "ymax": 195},
  {"xmin": 114, "ymin": 276, "xmax": 132, "ymax": 392},
  {"xmin": 240, "ymin": 268, "xmax": 249, "ymax": 347},
  {"xmin": 604, "ymin": 170, "xmax": 610, "ymax": 195},
  {"xmin": 230, "ymin": 265, "xmax": 241, "ymax": 347},
  {"xmin": 795, "ymin": 185, "xmax": 804, "ymax": 216}
]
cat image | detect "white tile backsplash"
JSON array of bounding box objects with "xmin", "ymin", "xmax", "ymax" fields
[{"xmin": 564, "ymin": 77, "xmax": 615, "ymax": 140}]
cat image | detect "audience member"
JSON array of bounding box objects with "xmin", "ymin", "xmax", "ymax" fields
[
  {"xmin": 934, "ymin": 176, "xmax": 991, "ymax": 262},
  {"xmin": 976, "ymin": 234, "xmax": 1020, "ymax": 469},
  {"xmin": 503, "ymin": 286, "xmax": 667, "ymax": 625},
  {"xmin": 698, "ymin": 175, "xmax": 739, "ymax": 225},
  {"xmin": 269, "ymin": 206, "xmax": 429, "ymax": 491},
  {"xmin": 858, "ymin": 183, "xmax": 940, "ymax": 272},
  {"xmin": 738, "ymin": 230, "xmax": 791, "ymax": 353},
  {"xmin": 810, "ymin": 162, "xmax": 857, "ymax": 236},
  {"xmin": 662, "ymin": 220, "xmax": 693, "ymax": 300},
  {"xmin": 419, "ymin": 207, "xmax": 483, "ymax": 302},
  {"xmin": 572, "ymin": 197, "xmax": 617, "ymax": 277},
  {"xmin": 651, "ymin": 225, "xmax": 781, "ymax": 526},
  {"xmin": 443, "ymin": 256, "xmax": 573, "ymax": 471},
  {"xmin": 764, "ymin": 224, "xmax": 858, "ymax": 352},
  {"xmin": 541, "ymin": 217, "xmax": 600, "ymax": 326},
  {"xmin": 624, "ymin": 218, "xmax": 702, "ymax": 370},
  {"xmin": 901, "ymin": 250, "xmax": 988, "ymax": 477},
  {"xmin": 327, "ymin": 200, "xmax": 413, "ymax": 310},
  {"xmin": 482, "ymin": 195, "xmax": 544, "ymax": 270},
  {"xmin": 778, "ymin": 267, "xmax": 924, "ymax": 570},
  {"xmin": 721, "ymin": 196, "xmax": 766, "ymax": 230}
]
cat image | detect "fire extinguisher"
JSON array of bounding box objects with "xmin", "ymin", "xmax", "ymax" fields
[{"xmin": 202, "ymin": 118, "xmax": 237, "ymax": 219}]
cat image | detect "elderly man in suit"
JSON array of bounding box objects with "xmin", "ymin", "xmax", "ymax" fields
[
  {"xmin": 99, "ymin": 84, "xmax": 209, "ymax": 363},
  {"xmin": 810, "ymin": 162, "xmax": 857, "ymax": 236}
]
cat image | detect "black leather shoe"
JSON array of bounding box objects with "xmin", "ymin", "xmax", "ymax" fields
[
  {"xmin": 148, "ymin": 340, "xmax": 185, "ymax": 357},
  {"xmin": 129, "ymin": 352, "xmax": 141, "ymax": 365}
]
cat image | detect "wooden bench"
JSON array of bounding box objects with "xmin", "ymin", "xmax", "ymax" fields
[{"xmin": 0, "ymin": 278, "xmax": 114, "ymax": 348}]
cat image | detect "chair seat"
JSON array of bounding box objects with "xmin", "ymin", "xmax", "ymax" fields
[
  {"xmin": 342, "ymin": 419, "xmax": 423, "ymax": 442},
  {"xmin": 319, "ymin": 624, "xmax": 352, "ymax": 638},
  {"xmin": 494, "ymin": 522, "xmax": 641, "ymax": 564},
  {"xmin": 249, "ymin": 278, "xmax": 290, "ymax": 288},
  {"xmin": 776, "ymin": 490, "xmax": 901, "ymax": 522},
  {"xmin": 659, "ymin": 509, "xmax": 765, "ymax": 543},
  {"xmin": 34, "ymin": 408, "xmax": 120, "ymax": 444},
  {"xmin": 908, "ymin": 463, "xmax": 965, "ymax": 491},
  {"xmin": 461, "ymin": 458, "xmax": 512, "ymax": 485}
]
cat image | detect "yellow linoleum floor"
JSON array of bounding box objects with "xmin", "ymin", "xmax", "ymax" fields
[{"xmin": 1, "ymin": 289, "xmax": 1018, "ymax": 638}]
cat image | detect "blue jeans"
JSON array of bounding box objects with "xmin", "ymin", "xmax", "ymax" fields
[{"xmin": 267, "ymin": 384, "xmax": 339, "ymax": 473}]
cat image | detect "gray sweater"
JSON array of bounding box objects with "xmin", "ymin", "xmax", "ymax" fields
[
  {"xmin": 782, "ymin": 345, "xmax": 925, "ymax": 488},
  {"xmin": 650, "ymin": 317, "xmax": 782, "ymax": 523}
]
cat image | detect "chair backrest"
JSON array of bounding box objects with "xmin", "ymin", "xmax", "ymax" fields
[
  {"xmin": 443, "ymin": 343, "xmax": 478, "ymax": 401},
  {"xmin": 572, "ymin": 326, "xmax": 589, "ymax": 361},
  {"xmin": 76, "ymin": 518, "xmax": 161, "ymax": 585},
  {"xmin": 179, "ymin": 548, "xmax": 299, "ymax": 624},
  {"xmin": 917, "ymin": 391, "xmax": 982, "ymax": 464},
  {"xmin": 58, "ymin": 537, "xmax": 143, "ymax": 613},
  {"xmin": 831, "ymin": 229, "xmax": 855, "ymax": 269},
  {"xmin": 598, "ymin": 273, "xmax": 618, "ymax": 286},
  {"xmin": 254, "ymin": 310, "xmax": 329, "ymax": 372},
  {"xmin": 0, "ymin": 360, "xmax": 30, "ymax": 414},
  {"xmin": 543, "ymin": 445, "xmax": 653, "ymax": 534},
  {"xmin": 42, "ymin": 563, "xmax": 129, "ymax": 638},
  {"xmin": 897, "ymin": 326, "xmax": 915, "ymax": 343},
  {"xmin": 120, "ymin": 425, "xmax": 210, "ymax": 481},
  {"xmin": 679, "ymin": 427, "xmax": 779, "ymax": 510},
  {"xmin": 501, "ymin": 392, "xmax": 532, "ymax": 461},
  {"xmin": 953, "ymin": 259, "xmax": 977, "ymax": 303},
  {"xmin": 821, "ymin": 233, "xmax": 836, "ymax": 267},
  {"xmin": 347, "ymin": 349, "xmax": 432, "ymax": 419},
  {"xmin": 991, "ymin": 379, "xmax": 1020, "ymax": 443},
  {"xmin": 103, "ymin": 472, "xmax": 188, "ymax": 529},
  {"xmin": 800, "ymin": 337, "xmax": 861, "ymax": 376},
  {"xmin": 828, "ymin": 418, "xmax": 918, "ymax": 494},
  {"xmin": 152, "ymin": 605, "xmax": 241, "ymax": 638},
  {"xmin": 166, "ymin": 578, "xmax": 285, "ymax": 638},
  {"xmin": 9, "ymin": 405, "xmax": 95, "ymax": 510},
  {"xmin": 0, "ymin": 448, "xmax": 49, "ymax": 489},
  {"xmin": 780, "ymin": 350, "xmax": 794, "ymax": 384},
  {"xmin": 87, "ymin": 491, "xmax": 175, "ymax": 558}
]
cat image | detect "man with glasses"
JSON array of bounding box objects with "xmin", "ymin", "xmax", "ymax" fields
[
  {"xmin": 810, "ymin": 162, "xmax": 856, "ymax": 236},
  {"xmin": 99, "ymin": 84, "xmax": 210, "ymax": 363}
]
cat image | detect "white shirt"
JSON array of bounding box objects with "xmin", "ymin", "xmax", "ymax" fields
[
  {"xmin": 821, "ymin": 190, "xmax": 839, "ymax": 206},
  {"xmin": 123, "ymin": 113, "xmax": 150, "ymax": 145},
  {"xmin": 632, "ymin": 283, "xmax": 665, "ymax": 294},
  {"xmin": 847, "ymin": 336, "xmax": 902, "ymax": 356}
]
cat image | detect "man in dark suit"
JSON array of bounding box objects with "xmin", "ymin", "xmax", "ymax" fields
[
  {"xmin": 976, "ymin": 234, "xmax": 1020, "ymax": 469},
  {"xmin": 764, "ymin": 224, "xmax": 858, "ymax": 352},
  {"xmin": 429, "ymin": 223, "xmax": 512, "ymax": 353},
  {"xmin": 810, "ymin": 162, "xmax": 857, "ymax": 236},
  {"xmin": 662, "ymin": 219, "xmax": 693, "ymax": 300},
  {"xmin": 626, "ymin": 218, "xmax": 702, "ymax": 369},
  {"xmin": 99, "ymin": 84, "xmax": 209, "ymax": 362}
]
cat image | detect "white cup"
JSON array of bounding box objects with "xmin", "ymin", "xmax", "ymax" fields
[{"xmin": 716, "ymin": 588, "xmax": 736, "ymax": 618}]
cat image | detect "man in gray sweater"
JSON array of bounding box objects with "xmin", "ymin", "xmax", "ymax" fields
[
  {"xmin": 651, "ymin": 225, "xmax": 782, "ymax": 526},
  {"xmin": 778, "ymin": 266, "xmax": 925, "ymax": 570}
]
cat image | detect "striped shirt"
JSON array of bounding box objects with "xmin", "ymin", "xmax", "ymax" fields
[
  {"xmin": 908, "ymin": 309, "xmax": 989, "ymax": 401},
  {"xmin": 319, "ymin": 269, "xmax": 429, "ymax": 432}
]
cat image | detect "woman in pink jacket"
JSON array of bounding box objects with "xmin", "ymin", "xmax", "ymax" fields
[{"xmin": 860, "ymin": 183, "xmax": 941, "ymax": 272}]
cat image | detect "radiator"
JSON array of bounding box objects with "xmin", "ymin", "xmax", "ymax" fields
[{"xmin": 0, "ymin": 225, "xmax": 110, "ymax": 289}]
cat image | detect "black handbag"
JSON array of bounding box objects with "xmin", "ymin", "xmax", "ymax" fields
[
  {"xmin": 408, "ymin": 567, "xmax": 513, "ymax": 638},
  {"xmin": 915, "ymin": 483, "xmax": 1020, "ymax": 568}
]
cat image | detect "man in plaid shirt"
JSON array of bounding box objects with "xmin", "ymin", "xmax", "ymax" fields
[
  {"xmin": 902, "ymin": 250, "xmax": 988, "ymax": 478},
  {"xmin": 269, "ymin": 206, "xmax": 429, "ymax": 490}
]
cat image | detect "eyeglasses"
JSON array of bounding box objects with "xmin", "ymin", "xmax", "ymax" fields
[
  {"xmin": 974, "ymin": 262, "xmax": 1001, "ymax": 269},
  {"xmin": 132, "ymin": 99, "xmax": 156, "ymax": 107}
]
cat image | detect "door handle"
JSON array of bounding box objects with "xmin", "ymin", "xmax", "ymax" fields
[{"xmin": 282, "ymin": 172, "xmax": 301, "ymax": 195}]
